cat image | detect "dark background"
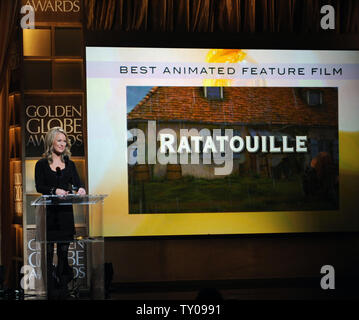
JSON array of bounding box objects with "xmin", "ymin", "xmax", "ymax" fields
[{"xmin": 1, "ymin": 0, "xmax": 359, "ymax": 300}]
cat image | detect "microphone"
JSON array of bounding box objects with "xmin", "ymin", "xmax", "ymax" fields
[{"xmin": 56, "ymin": 167, "xmax": 61, "ymax": 177}]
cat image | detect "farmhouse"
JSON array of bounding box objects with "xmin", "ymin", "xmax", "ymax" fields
[{"xmin": 127, "ymin": 86, "xmax": 338, "ymax": 180}]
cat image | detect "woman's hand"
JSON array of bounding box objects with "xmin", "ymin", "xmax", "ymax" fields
[
  {"xmin": 77, "ymin": 187, "xmax": 86, "ymax": 195},
  {"xmin": 55, "ymin": 188, "xmax": 69, "ymax": 196}
]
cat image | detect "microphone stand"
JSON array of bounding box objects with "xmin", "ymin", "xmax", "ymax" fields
[{"xmin": 56, "ymin": 166, "xmax": 61, "ymax": 191}]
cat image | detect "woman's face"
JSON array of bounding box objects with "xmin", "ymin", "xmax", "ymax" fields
[{"xmin": 52, "ymin": 132, "xmax": 67, "ymax": 155}]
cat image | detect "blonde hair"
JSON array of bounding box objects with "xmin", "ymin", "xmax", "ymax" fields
[{"xmin": 43, "ymin": 127, "xmax": 72, "ymax": 163}]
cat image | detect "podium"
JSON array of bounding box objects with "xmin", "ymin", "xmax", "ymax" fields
[{"xmin": 29, "ymin": 194, "xmax": 107, "ymax": 299}]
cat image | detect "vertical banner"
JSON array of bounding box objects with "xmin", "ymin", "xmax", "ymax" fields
[
  {"xmin": 21, "ymin": 0, "xmax": 81, "ymax": 23},
  {"xmin": 25, "ymin": 229, "xmax": 88, "ymax": 292},
  {"xmin": 24, "ymin": 94, "xmax": 84, "ymax": 157}
]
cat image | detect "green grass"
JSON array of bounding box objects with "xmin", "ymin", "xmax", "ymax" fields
[{"xmin": 129, "ymin": 175, "xmax": 338, "ymax": 214}]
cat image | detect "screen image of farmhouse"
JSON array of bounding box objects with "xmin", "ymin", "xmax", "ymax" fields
[{"xmin": 127, "ymin": 86, "xmax": 339, "ymax": 214}]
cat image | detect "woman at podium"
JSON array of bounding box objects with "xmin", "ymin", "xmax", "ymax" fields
[{"xmin": 34, "ymin": 126, "xmax": 86, "ymax": 299}]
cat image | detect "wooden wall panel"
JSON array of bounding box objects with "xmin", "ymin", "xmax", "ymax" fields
[{"xmin": 105, "ymin": 233, "xmax": 359, "ymax": 284}]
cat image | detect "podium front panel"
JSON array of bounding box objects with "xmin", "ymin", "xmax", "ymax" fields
[{"xmin": 27, "ymin": 194, "xmax": 106, "ymax": 299}]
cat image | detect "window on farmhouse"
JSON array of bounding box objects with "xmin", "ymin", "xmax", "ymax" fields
[
  {"xmin": 306, "ymin": 90, "xmax": 323, "ymax": 106},
  {"xmin": 204, "ymin": 87, "xmax": 223, "ymax": 100}
]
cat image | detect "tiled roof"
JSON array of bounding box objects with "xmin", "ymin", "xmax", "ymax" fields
[{"xmin": 127, "ymin": 87, "xmax": 338, "ymax": 126}]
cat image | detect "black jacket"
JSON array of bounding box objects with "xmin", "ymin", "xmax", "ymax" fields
[{"xmin": 35, "ymin": 157, "xmax": 84, "ymax": 241}]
